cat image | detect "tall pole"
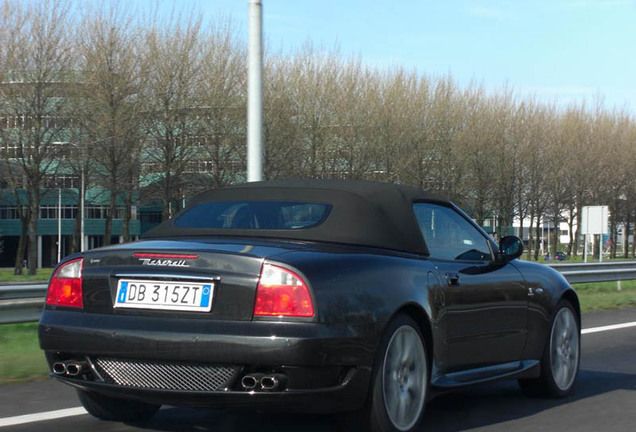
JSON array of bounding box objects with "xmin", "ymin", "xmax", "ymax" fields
[
  {"xmin": 583, "ymin": 206, "xmax": 589, "ymax": 263},
  {"xmin": 80, "ymin": 166, "xmax": 85, "ymax": 252},
  {"xmin": 57, "ymin": 188, "xmax": 62, "ymax": 263},
  {"xmin": 600, "ymin": 209, "xmax": 604, "ymax": 263},
  {"xmin": 247, "ymin": 0, "xmax": 263, "ymax": 182}
]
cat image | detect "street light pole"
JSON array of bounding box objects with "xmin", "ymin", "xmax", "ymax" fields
[
  {"xmin": 80, "ymin": 166, "xmax": 85, "ymax": 252},
  {"xmin": 57, "ymin": 187, "xmax": 62, "ymax": 263},
  {"xmin": 247, "ymin": 0, "xmax": 264, "ymax": 182}
]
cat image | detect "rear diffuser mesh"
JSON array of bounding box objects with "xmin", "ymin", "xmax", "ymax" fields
[{"xmin": 93, "ymin": 357, "xmax": 239, "ymax": 391}]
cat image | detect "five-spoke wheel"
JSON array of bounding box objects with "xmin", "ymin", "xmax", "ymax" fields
[
  {"xmin": 550, "ymin": 306, "xmax": 580, "ymax": 392},
  {"xmin": 382, "ymin": 325, "xmax": 428, "ymax": 431},
  {"xmin": 343, "ymin": 314, "xmax": 429, "ymax": 432},
  {"xmin": 519, "ymin": 300, "xmax": 580, "ymax": 398}
]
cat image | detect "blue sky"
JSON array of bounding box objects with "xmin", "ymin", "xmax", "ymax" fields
[{"xmin": 132, "ymin": 0, "xmax": 636, "ymax": 111}]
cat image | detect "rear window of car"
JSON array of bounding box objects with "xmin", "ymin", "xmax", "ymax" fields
[{"xmin": 174, "ymin": 201, "xmax": 332, "ymax": 230}]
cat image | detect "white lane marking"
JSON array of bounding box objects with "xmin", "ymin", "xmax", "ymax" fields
[
  {"xmin": 582, "ymin": 321, "xmax": 636, "ymax": 335},
  {"xmin": 0, "ymin": 407, "xmax": 86, "ymax": 428}
]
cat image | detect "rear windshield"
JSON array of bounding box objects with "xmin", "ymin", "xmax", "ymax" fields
[{"xmin": 174, "ymin": 201, "xmax": 332, "ymax": 230}]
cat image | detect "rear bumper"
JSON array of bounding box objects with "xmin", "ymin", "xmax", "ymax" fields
[
  {"xmin": 52, "ymin": 369, "xmax": 370, "ymax": 412},
  {"xmin": 39, "ymin": 309, "xmax": 375, "ymax": 412}
]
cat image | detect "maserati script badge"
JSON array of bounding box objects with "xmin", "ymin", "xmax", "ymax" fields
[{"xmin": 139, "ymin": 258, "xmax": 190, "ymax": 267}]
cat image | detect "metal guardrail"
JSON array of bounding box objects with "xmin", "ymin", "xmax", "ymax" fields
[
  {"xmin": 547, "ymin": 261, "xmax": 636, "ymax": 284},
  {"xmin": 1, "ymin": 261, "xmax": 636, "ymax": 324},
  {"xmin": 0, "ymin": 283, "xmax": 47, "ymax": 324}
]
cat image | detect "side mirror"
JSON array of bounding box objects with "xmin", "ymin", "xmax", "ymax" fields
[{"xmin": 499, "ymin": 236, "xmax": 524, "ymax": 262}]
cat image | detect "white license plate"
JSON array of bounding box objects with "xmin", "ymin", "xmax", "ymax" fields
[{"xmin": 114, "ymin": 279, "xmax": 214, "ymax": 312}]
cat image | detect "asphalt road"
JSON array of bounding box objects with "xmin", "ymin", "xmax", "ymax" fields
[{"xmin": 1, "ymin": 308, "xmax": 635, "ymax": 432}]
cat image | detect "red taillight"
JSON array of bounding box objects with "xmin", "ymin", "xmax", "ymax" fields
[
  {"xmin": 254, "ymin": 264, "xmax": 314, "ymax": 318},
  {"xmin": 46, "ymin": 258, "xmax": 83, "ymax": 308}
]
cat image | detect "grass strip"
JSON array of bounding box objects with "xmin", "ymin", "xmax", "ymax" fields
[
  {"xmin": 0, "ymin": 322, "xmax": 49, "ymax": 385},
  {"xmin": 573, "ymin": 280, "xmax": 636, "ymax": 312},
  {"xmin": 0, "ymin": 269, "xmax": 53, "ymax": 282}
]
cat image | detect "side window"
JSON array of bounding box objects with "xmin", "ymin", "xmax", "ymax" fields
[{"xmin": 413, "ymin": 203, "xmax": 493, "ymax": 261}]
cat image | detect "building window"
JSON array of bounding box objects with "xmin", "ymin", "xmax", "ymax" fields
[
  {"xmin": 39, "ymin": 205, "xmax": 78, "ymax": 219},
  {"xmin": 0, "ymin": 206, "xmax": 20, "ymax": 219},
  {"xmin": 85, "ymin": 206, "xmax": 128, "ymax": 219},
  {"xmin": 43, "ymin": 175, "xmax": 80, "ymax": 189},
  {"xmin": 141, "ymin": 211, "xmax": 163, "ymax": 224},
  {"xmin": 86, "ymin": 206, "xmax": 108, "ymax": 219}
]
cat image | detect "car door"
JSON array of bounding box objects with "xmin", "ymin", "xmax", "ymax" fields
[{"xmin": 413, "ymin": 202, "xmax": 528, "ymax": 373}]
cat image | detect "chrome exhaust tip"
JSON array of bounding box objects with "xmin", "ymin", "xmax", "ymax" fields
[
  {"xmin": 52, "ymin": 362, "xmax": 67, "ymax": 375},
  {"xmin": 241, "ymin": 373, "xmax": 263, "ymax": 390},
  {"xmin": 260, "ymin": 374, "xmax": 287, "ymax": 391},
  {"xmin": 66, "ymin": 362, "xmax": 87, "ymax": 377}
]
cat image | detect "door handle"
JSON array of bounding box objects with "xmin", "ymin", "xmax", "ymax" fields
[{"xmin": 445, "ymin": 272, "xmax": 461, "ymax": 286}]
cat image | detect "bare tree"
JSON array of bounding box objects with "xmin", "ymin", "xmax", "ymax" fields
[
  {"xmin": 141, "ymin": 12, "xmax": 204, "ymax": 220},
  {"xmin": 263, "ymin": 54, "xmax": 302, "ymax": 180},
  {"xmin": 0, "ymin": 0, "xmax": 72, "ymax": 274},
  {"xmin": 76, "ymin": 4, "xmax": 143, "ymax": 245},
  {"xmin": 372, "ymin": 68, "xmax": 425, "ymax": 184},
  {"xmin": 195, "ymin": 20, "xmax": 246, "ymax": 189},
  {"xmin": 329, "ymin": 57, "xmax": 377, "ymax": 179},
  {"xmin": 283, "ymin": 44, "xmax": 341, "ymax": 179},
  {"xmin": 458, "ymin": 86, "xmax": 494, "ymax": 225}
]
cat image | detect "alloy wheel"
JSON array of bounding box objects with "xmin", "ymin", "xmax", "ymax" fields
[
  {"xmin": 382, "ymin": 325, "xmax": 427, "ymax": 431},
  {"xmin": 550, "ymin": 307, "xmax": 580, "ymax": 391}
]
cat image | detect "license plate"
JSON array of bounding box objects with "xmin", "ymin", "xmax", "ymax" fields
[{"xmin": 114, "ymin": 279, "xmax": 213, "ymax": 312}]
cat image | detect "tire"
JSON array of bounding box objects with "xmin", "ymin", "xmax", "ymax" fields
[
  {"xmin": 78, "ymin": 390, "xmax": 161, "ymax": 422},
  {"xmin": 342, "ymin": 314, "xmax": 429, "ymax": 432},
  {"xmin": 519, "ymin": 300, "xmax": 580, "ymax": 398}
]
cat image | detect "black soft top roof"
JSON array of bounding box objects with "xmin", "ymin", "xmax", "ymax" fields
[{"xmin": 144, "ymin": 180, "xmax": 448, "ymax": 254}]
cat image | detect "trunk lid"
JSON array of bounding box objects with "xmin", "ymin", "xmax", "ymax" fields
[{"xmin": 79, "ymin": 238, "xmax": 297, "ymax": 321}]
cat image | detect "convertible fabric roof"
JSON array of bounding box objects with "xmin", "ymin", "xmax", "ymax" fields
[{"xmin": 144, "ymin": 180, "xmax": 448, "ymax": 254}]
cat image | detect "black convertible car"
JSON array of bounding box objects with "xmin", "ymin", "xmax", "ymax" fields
[{"xmin": 39, "ymin": 180, "xmax": 580, "ymax": 432}]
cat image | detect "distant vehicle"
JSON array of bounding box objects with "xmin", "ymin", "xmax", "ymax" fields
[
  {"xmin": 39, "ymin": 180, "xmax": 581, "ymax": 432},
  {"xmin": 554, "ymin": 251, "xmax": 568, "ymax": 261}
]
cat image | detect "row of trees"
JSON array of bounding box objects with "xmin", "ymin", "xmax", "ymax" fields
[{"xmin": 1, "ymin": 1, "xmax": 635, "ymax": 274}]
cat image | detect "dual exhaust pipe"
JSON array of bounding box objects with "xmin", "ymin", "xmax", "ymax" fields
[
  {"xmin": 55, "ymin": 361, "xmax": 287, "ymax": 391},
  {"xmin": 241, "ymin": 373, "xmax": 287, "ymax": 391},
  {"xmin": 53, "ymin": 361, "xmax": 87, "ymax": 377}
]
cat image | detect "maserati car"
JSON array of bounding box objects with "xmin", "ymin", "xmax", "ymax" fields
[{"xmin": 39, "ymin": 180, "xmax": 580, "ymax": 432}]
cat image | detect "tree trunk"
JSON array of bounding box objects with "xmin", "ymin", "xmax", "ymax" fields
[
  {"xmin": 163, "ymin": 170, "xmax": 172, "ymax": 221},
  {"xmin": 527, "ymin": 211, "xmax": 535, "ymax": 261},
  {"xmin": 534, "ymin": 217, "xmax": 542, "ymax": 262},
  {"xmin": 13, "ymin": 214, "xmax": 28, "ymax": 276},
  {"xmin": 552, "ymin": 210, "xmax": 559, "ymax": 255},
  {"xmin": 611, "ymin": 223, "xmax": 618, "ymax": 259},
  {"xmin": 573, "ymin": 203, "xmax": 582, "ymax": 257},
  {"xmin": 27, "ymin": 192, "xmax": 39, "ymax": 276},
  {"xmin": 567, "ymin": 205, "xmax": 575, "ymax": 256},
  {"xmin": 628, "ymin": 211, "xmax": 636, "ymax": 258},
  {"xmin": 71, "ymin": 203, "xmax": 82, "ymax": 255},
  {"xmin": 608, "ymin": 204, "xmax": 617, "ymax": 259},
  {"xmin": 594, "ymin": 234, "xmax": 601, "ymax": 259},
  {"xmin": 122, "ymin": 191, "xmax": 132, "ymax": 243},
  {"xmin": 104, "ymin": 190, "xmax": 116, "ymax": 246},
  {"xmin": 624, "ymin": 220, "xmax": 631, "ymax": 259}
]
